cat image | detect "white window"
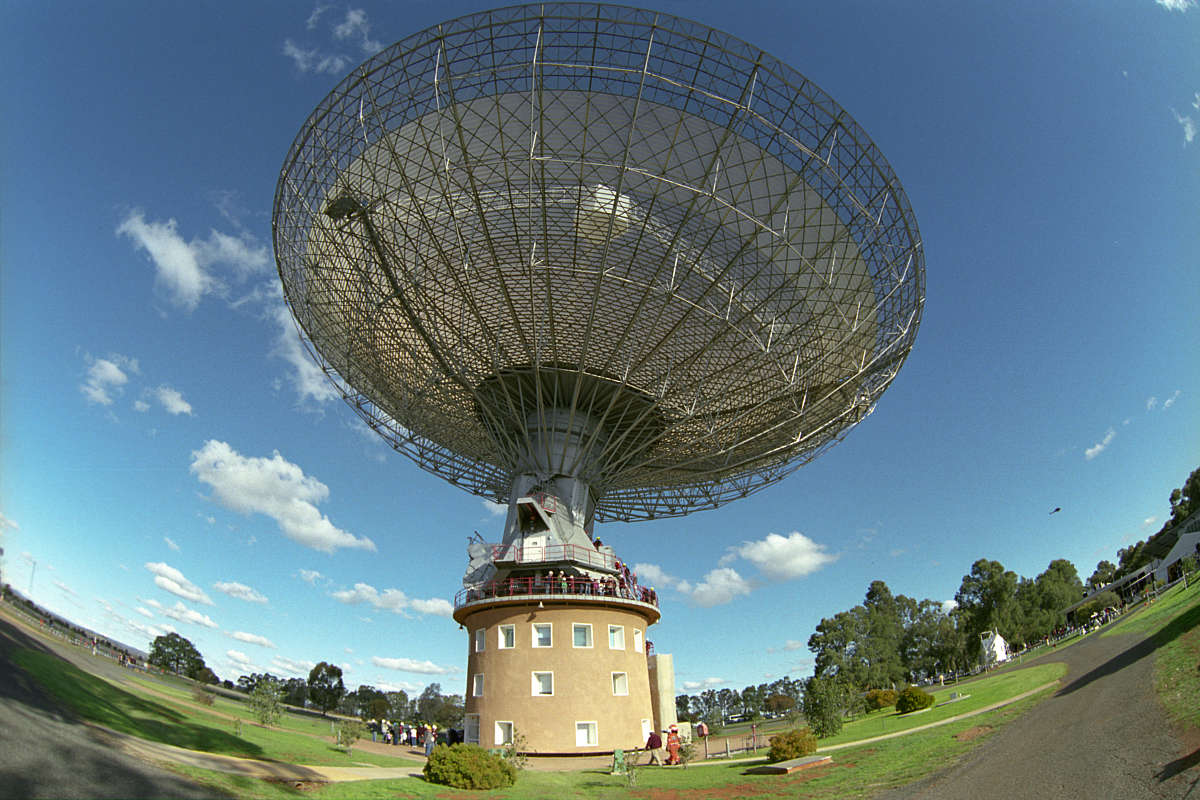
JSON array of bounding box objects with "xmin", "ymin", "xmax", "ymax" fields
[
  {"xmin": 532, "ymin": 671, "xmax": 554, "ymax": 696},
  {"xmin": 633, "ymin": 629, "xmax": 643, "ymax": 653},
  {"xmin": 572, "ymin": 623, "xmax": 593, "ymax": 648},
  {"xmin": 576, "ymin": 721, "xmax": 598, "ymax": 746},
  {"xmin": 608, "ymin": 624, "xmax": 625, "ymax": 649},
  {"xmin": 465, "ymin": 714, "xmax": 480, "ymax": 745},
  {"xmin": 612, "ymin": 671, "xmax": 628, "ymax": 696},
  {"xmin": 474, "ymin": 628, "xmax": 485, "ymax": 653},
  {"xmin": 495, "ymin": 721, "xmax": 514, "ymax": 746},
  {"xmin": 498, "ymin": 624, "xmax": 515, "ymax": 649},
  {"xmin": 472, "ymin": 673, "xmax": 484, "ymax": 697},
  {"xmin": 533, "ymin": 622, "xmax": 552, "ymax": 648}
]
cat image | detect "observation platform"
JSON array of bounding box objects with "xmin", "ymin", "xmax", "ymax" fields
[
  {"xmin": 485, "ymin": 541, "xmax": 617, "ymax": 573},
  {"xmin": 453, "ymin": 574, "xmax": 660, "ymax": 624}
]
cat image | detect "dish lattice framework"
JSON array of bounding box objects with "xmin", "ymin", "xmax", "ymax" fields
[{"xmin": 273, "ymin": 2, "xmax": 925, "ymax": 523}]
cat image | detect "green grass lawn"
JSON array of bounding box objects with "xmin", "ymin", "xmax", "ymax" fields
[
  {"xmin": 12, "ymin": 648, "xmax": 420, "ymax": 768},
  {"xmin": 1145, "ymin": 580, "xmax": 1200, "ymax": 730}
]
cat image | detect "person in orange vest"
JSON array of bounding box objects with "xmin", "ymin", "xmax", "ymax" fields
[{"xmin": 665, "ymin": 724, "xmax": 682, "ymax": 765}]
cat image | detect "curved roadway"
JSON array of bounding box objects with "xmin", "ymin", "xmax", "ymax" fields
[{"xmin": 878, "ymin": 626, "xmax": 1199, "ymax": 800}]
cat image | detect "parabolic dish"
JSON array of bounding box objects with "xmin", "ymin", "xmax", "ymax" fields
[{"xmin": 273, "ymin": 3, "xmax": 925, "ymax": 522}]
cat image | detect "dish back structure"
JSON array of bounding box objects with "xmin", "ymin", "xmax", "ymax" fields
[{"xmin": 272, "ymin": 3, "xmax": 925, "ymax": 529}]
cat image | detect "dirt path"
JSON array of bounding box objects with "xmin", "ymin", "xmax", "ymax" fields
[{"xmin": 876, "ymin": 627, "xmax": 1200, "ymax": 800}]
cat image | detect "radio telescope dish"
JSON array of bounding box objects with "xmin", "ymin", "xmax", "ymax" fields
[{"xmin": 273, "ymin": 3, "xmax": 925, "ymax": 526}]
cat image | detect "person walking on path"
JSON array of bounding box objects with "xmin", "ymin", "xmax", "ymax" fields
[
  {"xmin": 643, "ymin": 729, "xmax": 664, "ymax": 766},
  {"xmin": 665, "ymin": 724, "xmax": 682, "ymax": 765}
]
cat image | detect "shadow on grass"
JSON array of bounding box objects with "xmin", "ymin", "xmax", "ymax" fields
[
  {"xmin": 12, "ymin": 647, "xmax": 263, "ymax": 759},
  {"xmin": 1057, "ymin": 601, "xmax": 1200, "ymax": 697}
]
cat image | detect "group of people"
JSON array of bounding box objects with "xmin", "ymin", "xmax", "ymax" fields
[
  {"xmin": 366, "ymin": 720, "xmax": 445, "ymax": 756},
  {"xmin": 643, "ymin": 723, "xmax": 684, "ymax": 766},
  {"xmin": 465, "ymin": 562, "xmax": 659, "ymax": 606}
]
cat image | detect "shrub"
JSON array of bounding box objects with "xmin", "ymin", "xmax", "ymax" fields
[
  {"xmin": 423, "ymin": 744, "xmax": 517, "ymax": 790},
  {"xmin": 767, "ymin": 727, "xmax": 817, "ymax": 762},
  {"xmin": 190, "ymin": 686, "xmax": 214, "ymax": 707},
  {"xmin": 249, "ymin": 679, "xmax": 283, "ymax": 727},
  {"xmin": 334, "ymin": 719, "xmax": 366, "ymax": 753},
  {"xmin": 895, "ymin": 685, "xmax": 934, "ymax": 714},
  {"xmin": 864, "ymin": 688, "xmax": 897, "ymax": 712}
]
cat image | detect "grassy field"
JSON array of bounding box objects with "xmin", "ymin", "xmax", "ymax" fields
[
  {"xmin": 11, "ymin": 648, "xmax": 420, "ymax": 768},
  {"xmin": 161, "ymin": 693, "xmax": 1048, "ymax": 800},
  {"xmin": 1141, "ymin": 579, "xmax": 1200, "ymax": 730}
]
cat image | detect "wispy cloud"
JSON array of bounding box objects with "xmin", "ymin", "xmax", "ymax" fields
[
  {"xmin": 214, "ymin": 581, "xmax": 268, "ymax": 605},
  {"xmin": 271, "ymin": 655, "xmax": 315, "ymax": 677},
  {"xmin": 229, "ymin": 630, "xmax": 277, "ymax": 649},
  {"xmin": 1156, "ymin": 0, "xmax": 1197, "ymax": 11},
  {"xmin": 81, "ymin": 354, "xmax": 139, "ymax": 406},
  {"xmin": 1162, "ymin": 389, "xmax": 1181, "ymax": 409},
  {"xmin": 1084, "ymin": 428, "xmax": 1116, "ymax": 460},
  {"xmin": 190, "ymin": 440, "xmax": 375, "ymax": 553},
  {"xmin": 153, "ymin": 386, "xmax": 193, "ymax": 416},
  {"xmin": 331, "ymin": 581, "xmax": 452, "ymax": 617},
  {"xmin": 162, "ymin": 601, "xmax": 218, "ymax": 628},
  {"xmin": 371, "ymin": 656, "xmax": 459, "ymax": 675},
  {"xmin": 145, "ymin": 562, "xmax": 213, "ymax": 605},
  {"xmin": 164, "ymin": 536, "xmax": 180, "ymax": 552},
  {"xmin": 298, "ymin": 569, "xmax": 325, "ymax": 585},
  {"xmin": 116, "ymin": 211, "xmax": 269, "ymax": 311},
  {"xmin": 1147, "ymin": 396, "xmax": 1158, "ymax": 411},
  {"xmin": 333, "ymin": 9, "xmax": 383, "ymax": 53},
  {"xmin": 481, "ymin": 500, "xmax": 506, "ymax": 517},
  {"xmin": 681, "ymin": 677, "xmax": 727, "ymax": 691},
  {"xmin": 1172, "ymin": 107, "xmax": 1196, "ymax": 145},
  {"xmin": 0, "ymin": 511, "xmax": 20, "ymax": 531},
  {"xmin": 271, "ymin": 302, "xmax": 340, "ymax": 406}
]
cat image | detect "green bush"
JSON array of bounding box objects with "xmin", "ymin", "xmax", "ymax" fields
[
  {"xmin": 767, "ymin": 727, "xmax": 817, "ymax": 762},
  {"xmin": 864, "ymin": 688, "xmax": 897, "ymax": 712},
  {"xmin": 895, "ymin": 685, "xmax": 934, "ymax": 713},
  {"xmin": 802, "ymin": 676, "xmax": 847, "ymax": 737},
  {"xmin": 423, "ymin": 744, "xmax": 517, "ymax": 790}
]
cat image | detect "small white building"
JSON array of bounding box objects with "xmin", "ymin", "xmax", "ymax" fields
[{"xmin": 979, "ymin": 630, "xmax": 1010, "ymax": 668}]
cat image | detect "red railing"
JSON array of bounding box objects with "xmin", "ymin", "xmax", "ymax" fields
[
  {"xmin": 455, "ymin": 575, "xmax": 659, "ymax": 609},
  {"xmin": 487, "ymin": 542, "xmax": 616, "ymax": 572}
]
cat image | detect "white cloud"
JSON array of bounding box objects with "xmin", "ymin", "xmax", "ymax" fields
[
  {"xmin": 0, "ymin": 511, "xmax": 19, "ymax": 531},
  {"xmin": 1163, "ymin": 390, "xmax": 1181, "ymax": 409},
  {"xmin": 1143, "ymin": 516, "xmax": 1159, "ymax": 527},
  {"xmin": 727, "ymin": 531, "xmax": 838, "ymax": 581},
  {"xmin": 371, "ymin": 656, "xmax": 459, "ymax": 675},
  {"xmin": 229, "ymin": 630, "xmax": 277, "ymax": 649},
  {"xmin": 162, "ymin": 601, "xmax": 218, "ymax": 628},
  {"xmin": 680, "ymin": 568, "xmax": 753, "ymax": 607},
  {"xmin": 783, "ymin": 640, "xmax": 805, "ymax": 651},
  {"xmin": 1156, "ymin": 0, "xmax": 1196, "ymax": 11},
  {"xmin": 1147, "ymin": 396, "xmax": 1158, "ymax": 411},
  {"xmin": 190, "ymin": 440, "xmax": 374, "ymax": 553},
  {"xmin": 482, "ymin": 500, "xmax": 506, "ymax": 517},
  {"xmin": 298, "ymin": 569, "xmax": 324, "ymax": 584},
  {"xmin": 227, "ymin": 649, "xmax": 255, "ymax": 671},
  {"xmin": 135, "ymin": 606, "xmax": 154, "ymax": 619},
  {"xmin": 271, "ymin": 655, "xmax": 315, "ymax": 677},
  {"xmin": 116, "ymin": 211, "xmax": 269, "ymax": 311},
  {"xmin": 81, "ymin": 354, "xmax": 138, "ymax": 406},
  {"xmin": 271, "ymin": 303, "xmax": 341, "ymax": 406},
  {"xmin": 333, "ymin": 9, "xmax": 382, "ymax": 53},
  {"xmin": 306, "ymin": 6, "xmax": 330, "ymax": 30},
  {"xmin": 145, "ymin": 562, "xmax": 213, "ymax": 605},
  {"xmin": 53, "ymin": 579, "xmax": 79, "ymax": 599},
  {"xmin": 282, "ymin": 39, "xmax": 349, "ymax": 75},
  {"xmin": 331, "ymin": 581, "xmax": 450, "ymax": 617},
  {"xmin": 154, "ymin": 386, "xmax": 193, "ymax": 416},
  {"xmin": 1172, "ymin": 108, "xmax": 1197, "ymax": 145},
  {"xmin": 632, "ymin": 562, "xmax": 683, "ymax": 590},
  {"xmin": 1084, "ymin": 428, "xmax": 1116, "ymax": 460},
  {"xmin": 941, "ymin": 599, "xmax": 959, "ymax": 614},
  {"xmin": 164, "ymin": 536, "xmax": 180, "ymax": 552},
  {"xmin": 681, "ymin": 677, "xmax": 727, "ymax": 691},
  {"xmin": 214, "ymin": 581, "xmax": 268, "ymax": 605},
  {"xmin": 134, "ymin": 400, "xmax": 150, "ymax": 412}
]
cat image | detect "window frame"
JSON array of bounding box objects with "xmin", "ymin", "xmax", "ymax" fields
[
  {"xmin": 472, "ymin": 673, "xmax": 484, "ymax": 697},
  {"xmin": 494, "ymin": 720, "xmax": 514, "ymax": 746},
  {"xmin": 633, "ymin": 628, "xmax": 643, "ymax": 653},
  {"xmin": 498, "ymin": 624, "xmax": 516, "ymax": 649},
  {"xmin": 464, "ymin": 713, "xmax": 480, "ymax": 745},
  {"xmin": 575, "ymin": 720, "xmax": 598, "ymax": 747},
  {"xmin": 531, "ymin": 670, "xmax": 554, "ymax": 696},
  {"xmin": 611, "ymin": 671, "xmax": 629, "ymax": 696},
  {"xmin": 473, "ymin": 628, "xmax": 485, "ymax": 653},
  {"xmin": 608, "ymin": 624, "xmax": 625, "ymax": 650},
  {"xmin": 572, "ymin": 622, "xmax": 593, "ymax": 648},
  {"xmin": 532, "ymin": 622, "xmax": 553, "ymax": 648}
]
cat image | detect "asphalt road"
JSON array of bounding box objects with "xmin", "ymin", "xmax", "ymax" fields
[
  {"xmin": 0, "ymin": 609, "xmax": 228, "ymax": 800},
  {"xmin": 877, "ymin": 626, "xmax": 1200, "ymax": 800}
]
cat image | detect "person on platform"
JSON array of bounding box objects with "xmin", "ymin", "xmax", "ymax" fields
[{"xmin": 644, "ymin": 729, "xmax": 665, "ymax": 765}]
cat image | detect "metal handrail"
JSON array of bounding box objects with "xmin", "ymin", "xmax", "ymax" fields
[
  {"xmin": 487, "ymin": 542, "xmax": 616, "ymax": 571},
  {"xmin": 455, "ymin": 575, "xmax": 659, "ymax": 609}
]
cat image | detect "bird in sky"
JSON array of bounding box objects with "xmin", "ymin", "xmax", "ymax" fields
[{"xmin": 1050, "ymin": 507, "xmax": 1062, "ymax": 515}]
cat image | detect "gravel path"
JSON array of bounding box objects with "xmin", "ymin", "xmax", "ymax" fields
[{"xmin": 877, "ymin": 627, "xmax": 1200, "ymax": 800}]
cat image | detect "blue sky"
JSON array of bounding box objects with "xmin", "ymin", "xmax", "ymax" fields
[{"xmin": 2, "ymin": 0, "xmax": 1197, "ymax": 698}]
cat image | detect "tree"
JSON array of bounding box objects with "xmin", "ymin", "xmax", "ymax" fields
[
  {"xmin": 250, "ymin": 677, "xmax": 284, "ymax": 726},
  {"xmin": 801, "ymin": 676, "xmax": 848, "ymax": 738},
  {"xmin": 1088, "ymin": 560, "xmax": 1116, "ymax": 589},
  {"xmin": 385, "ymin": 690, "xmax": 410, "ymax": 719},
  {"xmin": 955, "ymin": 559, "xmax": 1019, "ymax": 659},
  {"xmin": 148, "ymin": 633, "xmax": 205, "ymax": 679},
  {"xmin": 308, "ymin": 662, "xmax": 346, "ymax": 715},
  {"xmin": 283, "ymin": 678, "xmax": 308, "ymax": 707}
]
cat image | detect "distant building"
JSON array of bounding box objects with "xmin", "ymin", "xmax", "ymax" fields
[{"xmin": 979, "ymin": 630, "xmax": 1010, "ymax": 668}]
